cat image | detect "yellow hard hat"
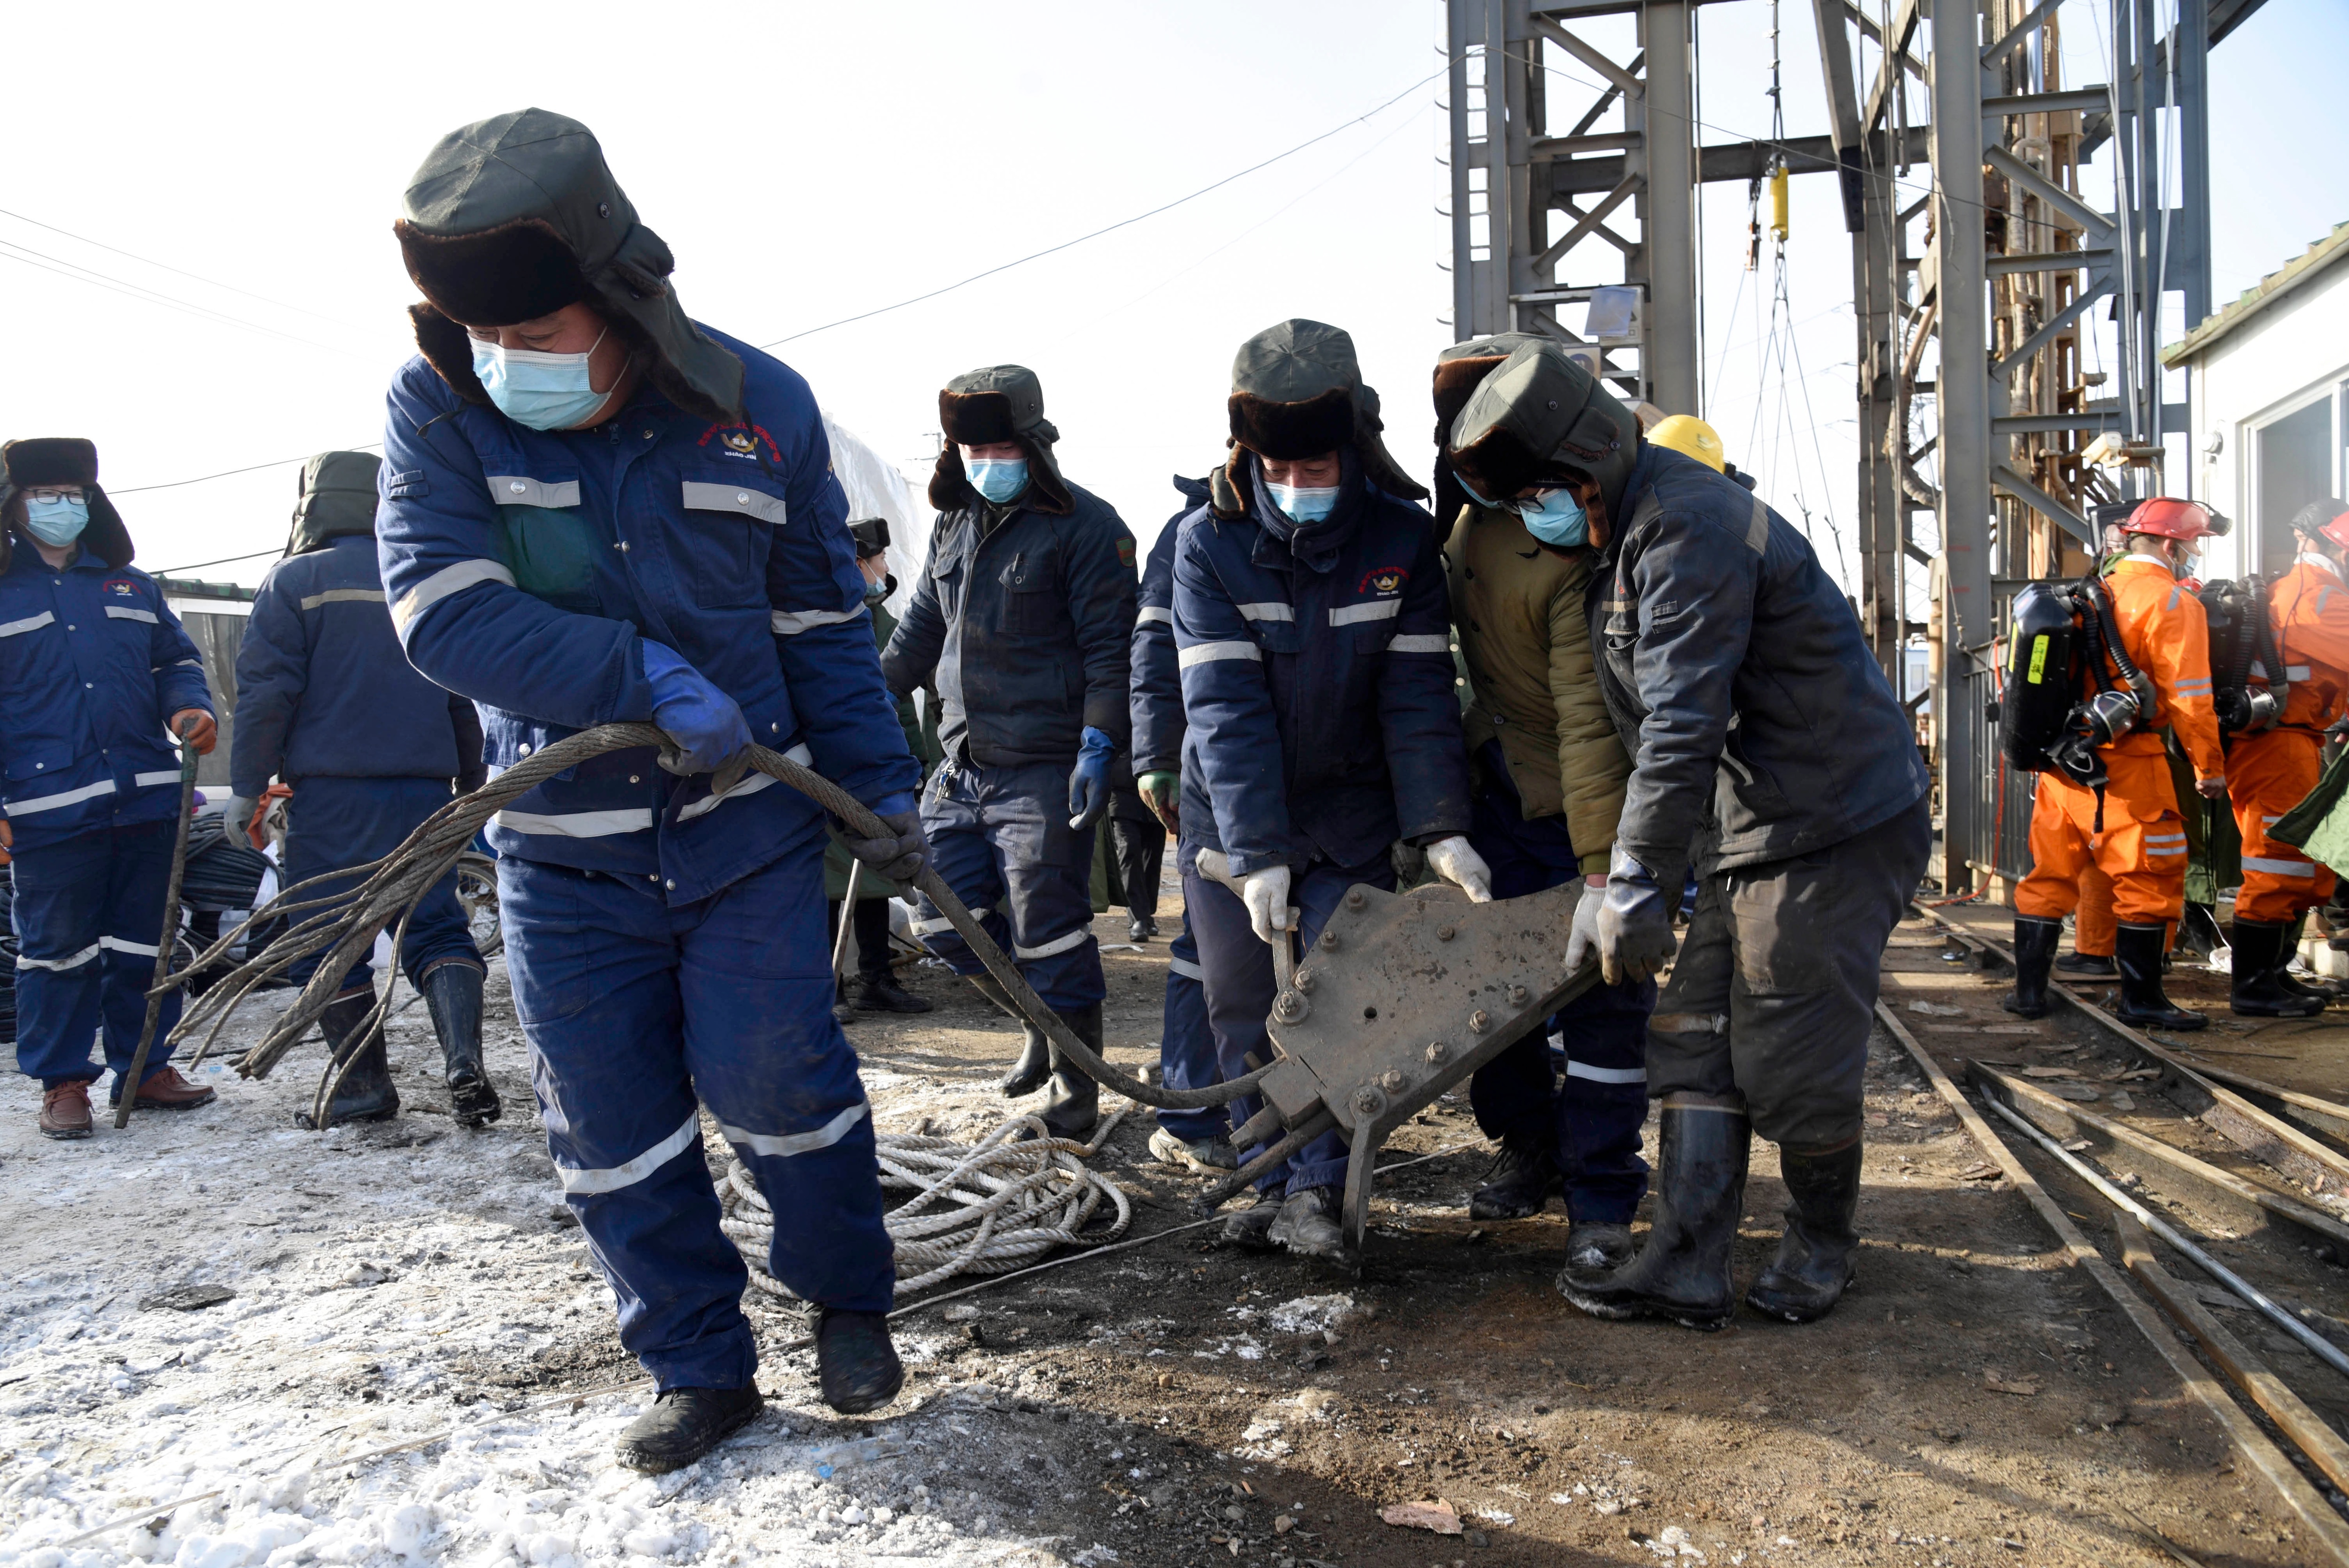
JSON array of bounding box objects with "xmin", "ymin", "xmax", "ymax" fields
[{"xmin": 1649, "ymin": 414, "xmax": 1726, "ymax": 473}]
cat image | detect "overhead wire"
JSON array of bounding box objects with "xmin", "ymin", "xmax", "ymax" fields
[
  {"xmin": 0, "ymin": 204, "xmax": 362, "ymax": 327},
  {"xmin": 0, "ymin": 236, "xmax": 365, "ymax": 357}
]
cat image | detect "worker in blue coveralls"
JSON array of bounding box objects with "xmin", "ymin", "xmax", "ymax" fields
[
  {"xmin": 1177, "ymin": 320, "xmax": 1491, "ymax": 1261},
  {"xmin": 1131, "ymin": 474, "xmax": 1236, "ymax": 1174},
  {"xmin": 880, "ymin": 366, "xmax": 1139, "ymax": 1142},
  {"xmin": 0, "ymin": 438, "xmax": 220, "ymax": 1140},
  {"xmin": 229, "ymin": 450, "xmax": 494, "ymax": 1130},
  {"xmin": 375, "ymin": 111, "xmax": 925, "ymax": 1472}
]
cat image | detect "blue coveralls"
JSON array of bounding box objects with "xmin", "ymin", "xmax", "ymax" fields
[
  {"xmin": 1131, "ymin": 478, "xmax": 1218, "ymax": 1145},
  {"xmin": 376, "ymin": 327, "xmax": 921, "ymax": 1391},
  {"xmin": 880, "ymin": 479, "xmax": 1137, "ymax": 1012},
  {"xmin": 1173, "ymin": 454, "xmax": 1472, "ymax": 1196},
  {"xmin": 0, "ymin": 547, "xmax": 211, "ymax": 1094},
  {"xmin": 233, "ymin": 532, "xmax": 483, "ymax": 995}
]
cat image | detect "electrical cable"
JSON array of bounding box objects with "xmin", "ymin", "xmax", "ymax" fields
[
  {"xmin": 116, "ymin": 444, "xmax": 381, "ymax": 497},
  {"xmin": 0, "ymin": 204, "xmax": 361, "ymax": 326},
  {"xmin": 0, "ymin": 237, "xmax": 363, "ymax": 357}
]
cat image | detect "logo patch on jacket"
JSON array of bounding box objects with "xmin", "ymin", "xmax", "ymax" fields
[
  {"xmin": 1359, "ymin": 567, "xmax": 1408, "ymax": 595},
  {"xmin": 700, "ymin": 425, "xmax": 782, "ymax": 463},
  {"xmin": 1116, "ymin": 537, "xmax": 1136, "ymax": 569},
  {"xmin": 105, "ymin": 578, "xmax": 138, "ymax": 598}
]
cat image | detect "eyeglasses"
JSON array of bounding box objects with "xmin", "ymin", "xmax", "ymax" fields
[{"xmin": 23, "ymin": 486, "xmax": 85, "ymax": 503}]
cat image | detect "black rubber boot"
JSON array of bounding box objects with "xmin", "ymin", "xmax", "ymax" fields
[
  {"xmin": 2054, "ymin": 949, "xmax": 2116, "ymax": 976},
  {"xmin": 422, "ymin": 963, "xmax": 500, "ymax": 1126},
  {"xmin": 1745, "ymin": 1141, "xmax": 1864, "ymax": 1322},
  {"xmin": 972, "ymin": 974, "xmax": 1051, "ymax": 1098},
  {"xmin": 2230, "ymin": 919, "xmax": 2326, "ymax": 1018},
  {"xmin": 2003, "ymin": 916, "xmax": 2061, "ymax": 1018},
  {"xmin": 1221, "ymin": 1190, "xmax": 1281, "ymax": 1249},
  {"xmin": 1040, "ymin": 1003, "xmax": 1102, "ymax": 1141},
  {"xmin": 1469, "ymin": 1135, "xmax": 1563, "ymax": 1220},
  {"xmin": 296, "ymin": 990, "xmax": 400, "ymax": 1129},
  {"xmin": 2114, "ymin": 921, "xmax": 2207, "ymax": 1031},
  {"xmin": 854, "ymin": 971, "xmax": 933, "ymax": 1014},
  {"xmin": 816, "ymin": 1307, "xmax": 903, "ymax": 1414},
  {"xmin": 1558, "ymin": 1095, "xmax": 1749, "ymax": 1331},
  {"xmin": 614, "ymin": 1384, "xmax": 764, "ymax": 1474}
]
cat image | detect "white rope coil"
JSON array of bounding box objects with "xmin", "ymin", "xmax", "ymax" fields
[{"xmin": 721, "ymin": 1107, "xmax": 1135, "ymax": 1296}]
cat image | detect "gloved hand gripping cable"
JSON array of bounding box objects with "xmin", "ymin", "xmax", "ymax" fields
[{"xmin": 150, "ymin": 723, "xmax": 1270, "ymax": 1129}]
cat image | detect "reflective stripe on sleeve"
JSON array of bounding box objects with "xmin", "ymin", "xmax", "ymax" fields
[
  {"xmin": 392, "ymin": 559, "xmax": 518, "ymax": 634},
  {"xmin": 1566, "ymin": 1061, "xmax": 1648, "ymax": 1085},
  {"xmin": 298, "ymin": 589, "xmax": 388, "ymax": 611},
  {"xmin": 1178, "ymin": 641, "xmax": 1261, "ymax": 668},
  {"xmin": 1237, "ymin": 602, "xmax": 1295, "ymax": 622},
  {"xmin": 17, "ymin": 943, "xmax": 101, "ymax": 972},
  {"xmin": 1014, "ymin": 928, "xmax": 1093, "ymax": 961},
  {"xmin": 717, "ymin": 1101, "xmax": 871, "ymax": 1160},
  {"xmin": 1168, "ymin": 956, "xmax": 1203, "ymax": 981},
  {"xmin": 1136, "ymin": 605, "xmax": 1173, "ymax": 624},
  {"xmin": 491, "ymin": 806, "xmax": 655, "ymax": 838},
  {"xmin": 133, "ymin": 770, "xmax": 183, "ymax": 788},
  {"xmin": 771, "ymin": 606, "xmax": 866, "ymax": 635},
  {"xmin": 1329, "ymin": 599, "xmax": 1402, "ymax": 626},
  {"xmin": 554, "ymin": 1109, "xmax": 701, "ymax": 1195},
  {"xmin": 1386, "ymin": 634, "xmax": 1452, "ymax": 653},
  {"xmin": 2287, "ymin": 665, "xmax": 2312, "ymax": 681},
  {"xmin": 0, "ymin": 611, "xmax": 54, "ymax": 637},
  {"xmin": 6, "ymin": 778, "xmax": 117, "ymax": 816},
  {"xmin": 2242, "ymin": 855, "xmax": 2315, "ymax": 877},
  {"xmin": 104, "ymin": 605, "xmax": 159, "ymax": 624}
]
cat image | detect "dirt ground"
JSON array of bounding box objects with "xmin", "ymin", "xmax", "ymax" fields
[{"xmin": 1, "ymin": 885, "xmax": 2337, "ymax": 1568}]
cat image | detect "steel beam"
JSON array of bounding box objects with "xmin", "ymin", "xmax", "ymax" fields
[{"xmin": 1639, "ymin": 2, "xmax": 1697, "ymax": 413}]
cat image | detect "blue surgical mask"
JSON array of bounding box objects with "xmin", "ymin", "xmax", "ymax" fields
[
  {"xmin": 23, "ymin": 494, "xmax": 89, "ymax": 547},
  {"xmin": 967, "ymin": 457, "xmax": 1028, "ymax": 505},
  {"xmin": 1518, "ymin": 488, "xmax": 1589, "ymax": 548},
  {"xmin": 1265, "ymin": 482, "xmax": 1341, "ymax": 524},
  {"xmin": 470, "ymin": 329, "xmax": 614, "ymax": 431}
]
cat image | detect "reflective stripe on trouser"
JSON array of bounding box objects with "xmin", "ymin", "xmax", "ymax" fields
[
  {"xmin": 1460, "ymin": 774, "xmax": 1652, "ymax": 1221},
  {"xmin": 2013, "ymin": 746, "xmax": 2189, "ymax": 927},
  {"xmin": 2230, "ymin": 727, "xmax": 2334, "ymax": 924},
  {"xmin": 910, "ymin": 759, "xmax": 1104, "ymax": 1011},
  {"xmin": 1155, "ymin": 913, "xmax": 1224, "ymax": 1143},
  {"xmin": 285, "ymin": 776, "xmax": 482, "ymax": 993},
  {"xmin": 9, "ymin": 820, "xmax": 184, "ymax": 1090},
  {"xmin": 1645, "ymin": 798, "xmax": 1931, "ymax": 1149},
  {"xmin": 499, "ymin": 850, "xmax": 892, "ymax": 1391},
  {"xmin": 1183, "ymin": 848, "xmax": 1390, "ymax": 1197}
]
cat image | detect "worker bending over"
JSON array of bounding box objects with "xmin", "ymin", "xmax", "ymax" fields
[
  {"xmin": 1447, "ymin": 341, "xmax": 1929, "ymax": 1330},
  {"xmin": 231, "ymin": 451, "xmax": 494, "ymax": 1127},
  {"xmin": 2008, "ymin": 498, "xmax": 2225, "ymax": 1031},
  {"xmin": 378, "ymin": 111, "xmax": 923, "ymax": 1468},
  {"xmin": 1179, "ymin": 319, "xmax": 1487, "ymax": 1261},
  {"xmin": 1, "ymin": 439, "xmax": 218, "ymax": 1138},
  {"xmin": 881, "ymin": 365, "xmax": 1137, "ymax": 1141},
  {"xmin": 1433, "ymin": 334, "xmax": 1653, "ymax": 1274}
]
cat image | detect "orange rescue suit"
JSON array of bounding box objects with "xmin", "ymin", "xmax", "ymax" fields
[
  {"xmin": 2017, "ymin": 555, "xmax": 2225, "ymax": 928},
  {"xmin": 2231, "ymin": 554, "xmax": 2349, "ymax": 922}
]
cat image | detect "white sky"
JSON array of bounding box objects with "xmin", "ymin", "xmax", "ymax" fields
[{"xmin": 0, "ymin": 0, "xmax": 2338, "ymax": 590}]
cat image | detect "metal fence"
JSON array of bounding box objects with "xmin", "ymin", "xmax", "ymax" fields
[{"xmin": 1955, "ymin": 652, "xmax": 2037, "ymax": 889}]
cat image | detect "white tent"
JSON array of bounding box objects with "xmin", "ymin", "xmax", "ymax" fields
[{"xmin": 822, "ymin": 413, "xmax": 923, "ymax": 618}]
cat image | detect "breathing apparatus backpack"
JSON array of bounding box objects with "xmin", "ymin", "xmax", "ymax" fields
[
  {"xmin": 2000, "ymin": 575, "xmax": 2155, "ymax": 794},
  {"xmin": 2195, "ymin": 575, "xmax": 2288, "ymax": 736}
]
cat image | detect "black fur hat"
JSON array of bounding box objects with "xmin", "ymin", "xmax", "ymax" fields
[
  {"xmin": 1429, "ymin": 333, "xmax": 1546, "ymax": 541},
  {"xmin": 1212, "ymin": 319, "xmax": 1426, "ymax": 519},
  {"xmin": 0, "ymin": 438, "xmax": 133, "ymax": 574},
  {"xmin": 929, "ymin": 365, "xmax": 1072, "ymax": 516},
  {"xmin": 1445, "ymin": 340, "xmax": 1641, "ymax": 535}
]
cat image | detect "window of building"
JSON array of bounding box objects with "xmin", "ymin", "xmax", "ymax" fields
[{"xmin": 2257, "ymin": 395, "xmax": 2337, "ymax": 572}]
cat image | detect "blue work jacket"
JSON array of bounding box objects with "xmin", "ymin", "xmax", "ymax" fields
[
  {"xmin": 0, "ymin": 546, "xmax": 211, "ymax": 850},
  {"xmin": 232, "ymin": 533, "xmax": 481, "ymax": 795},
  {"xmin": 1172, "ymin": 456, "xmax": 1470, "ymax": 876},
  {"xmin": 1129, "ymin": 475, "xmax": 1209, "ymax": 778},
  {"xmin": 375, "ymin": 325, "xmax": 921, "ymax": 905},
  {"xmin": 881, "ymin": 483, "xmax": 1137, "ymax": 768}
]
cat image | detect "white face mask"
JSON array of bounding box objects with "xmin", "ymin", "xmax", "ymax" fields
[{"xmin": 469, "ymin": 328, "xmax": 613, "ymax": 431}]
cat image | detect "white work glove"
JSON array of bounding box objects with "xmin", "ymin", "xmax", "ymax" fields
[
  {"xmin": 1240, "ymin": 865, "xmax": 1296, "ymax": 947},
  {"xmin": 1563, "ymin": 873, "xmax": 1607, "ymax": 973},
  {"xmin": 1422, "ymin": 835, "xmax": 1495, "ymax": 902}
]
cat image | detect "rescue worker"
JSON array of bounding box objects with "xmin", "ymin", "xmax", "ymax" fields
[
  {"xmin": 1132, "ymin": 474, "xmax": 1234, "ymax": 1172},
  {"xmin": 1446, "ymin": 340, "xmax": 1930, "ymax": 1329},
  {"xmin": 880, "ymin": 366, "xmax": 1138, "ymax": 1141},
  {"xmin": 1433, "ymin": 336, "xmax": 1653, "ymax": 1273},
  {"xmin": 1180, "ymin": 319, "xmax": 1486, "ymax": 1259},
  {"xmin": 229, "ymin": 450, "xmax": 495, "ymax": 1128},
  {"xmin": 2225, "ymin": 499, "xmax": 2349, "ymax": 1015},
  {"xmin": 2007, "ymin": 498, "xmax": 2227, "ymax": 1031},
  {"xmin": 0, "ymin": 438, "xmax": 218, "ymax": 1137},
  {"xmin": 824, "ymin": 516, "xmax": 933, "ymax": 1021},
  {"xmin": 1104, "ymin": 784, "xmax": 1165, "ymax": 942},
  {"xmin": 376, "ymin": 111, "xmax": 923, "ymax": 1467}
]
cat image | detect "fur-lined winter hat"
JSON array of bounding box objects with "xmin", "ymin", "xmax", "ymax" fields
[
  {"xmin": 929, "ymin": 364, "xmax": 1072, "ymax": 515},
  {"xmin": 1210, "ymin": 319, "xmax": 1426, "ymax": 519},
  {"xmin": 287, "ymin": 451, "xmax": 383, "ymax": 556},
  {"xmin": 0, "ymin": 438, "xmax": 133, "ymax": 574},
  {"xmin": 394, "ymin": 109, "xmax": 744, "ymax": 424},
  {"xmin": 1445, "ymin": 339, "xmax": 1642, "ymax": 533},
  {"xmin": 1430, "ymin": 333, "xmax": 1545, "ymax": 539}
]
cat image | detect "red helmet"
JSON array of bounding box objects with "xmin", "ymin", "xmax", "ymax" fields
[
  {"xmin": 2121, "ymin": 497, "xmax": 2217, "ymax": 542},
  {"xmin": 2289, "ymin": 498, "xmax": 2349, "ymax": 552},
  {"xmin": 2323, "ymin": 513, "xmax": 2349, "ymax": 553}
]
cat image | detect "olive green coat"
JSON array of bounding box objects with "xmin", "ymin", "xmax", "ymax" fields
[
  {"xmin": 825, "ymin": 597, "xmax": 933, "ymax": 900},
  {"xmin": 1444, "ymin": 504, "xmax": 1629, "ymax": 875}
]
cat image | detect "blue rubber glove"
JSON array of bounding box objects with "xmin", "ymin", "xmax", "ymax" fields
[
  {"xmin": 641, "ymin": 640, "xmax": 753, "ymax": 777},
  {"xmin": 1595, "ymin": 844, "xmax": 1679, "ymax": 987},
  {"xmin": 1067, "ymin": 726, "xmax": 1116, "ymax": 830}
]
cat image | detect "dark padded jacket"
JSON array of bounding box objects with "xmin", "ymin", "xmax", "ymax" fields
[
  {"xmin": 882, "ymin": 481, "xmax": 1137, "ymax": 768},
  {"xmin": 233, "ymin": 534, "xmax": 484, "ymax": 795},
  {"xmin": 1589, "ymin": 445, "xmax": 1928, "ymax": 875},
  {"xmin": 1130, "ymin": 475, "xmax": 1210, "ymax": 777}
]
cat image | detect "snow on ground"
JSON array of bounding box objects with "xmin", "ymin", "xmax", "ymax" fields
[{"xmin": 0, "ymin": 964, "xmax": 1150, "ymax": 1568}]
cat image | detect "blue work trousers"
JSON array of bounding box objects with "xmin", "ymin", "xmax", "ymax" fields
[
  {"xmin": 1464, "ymin": 771, "xmax": 1653, "ymax": 1223},
  {"xmin": 1185, "ymin": 848, "xmax": 1390, "ymax": 1198},
  {"xmin": 910, "ymin": 758, "xmax": 1103, "ymax": 1011},
  {"xmin": 11, "ymin": 820, "xmax": 184, "ymax": 1094},
  {"xmin": 500, "ymin": 848, "xmax": 893, "ymax": 1391},
  {"xmin": 1154, "ymin": 913, "xmax": 1221, "ymax": 1143},
  {"xmin": 285, "ymin": 776, "xmax": 481, "ymax": 994}
]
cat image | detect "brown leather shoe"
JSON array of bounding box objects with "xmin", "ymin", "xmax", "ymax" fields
[
  {"xmin": 39, "ymin": 1080, "xmax": 94, "ymax": 1139},
  {"xmin": 130, "ymin": 1066, "xmax": 216, "ymax": 1111}
]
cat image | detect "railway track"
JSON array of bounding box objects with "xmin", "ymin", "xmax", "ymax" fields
[{"xmin": 1882, "ymin": 903, "xmax": 2349, "ymax": 1558}]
